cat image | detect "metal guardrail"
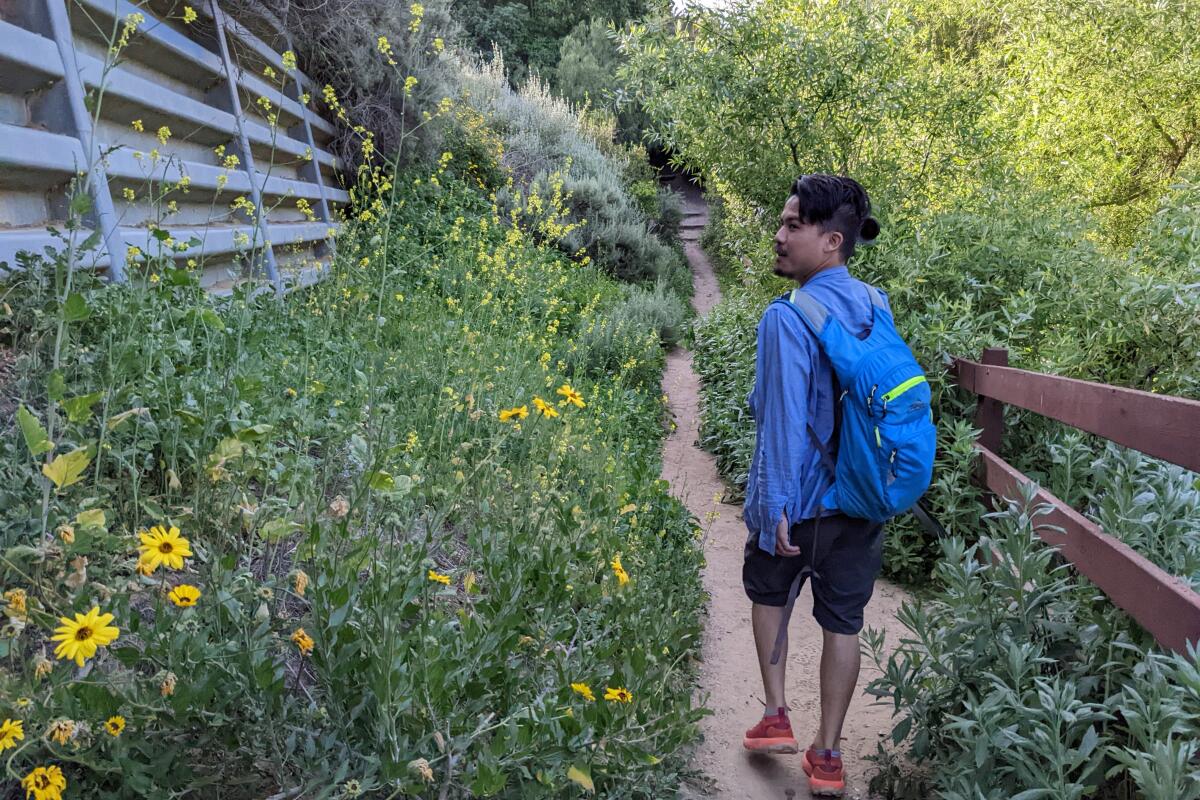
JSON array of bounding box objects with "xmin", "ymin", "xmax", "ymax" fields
[
  {"xmin": 0, "ymin": 0, "xmax": 345, "ymax": 294},
  {"xmin": 954, "ymin": 348, "xmax": 1200, "ymax": 654}
]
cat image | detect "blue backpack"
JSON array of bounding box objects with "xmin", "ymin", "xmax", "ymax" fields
[{"xmin": 772, "ymin": 284, "xmax": 936, "ymax": 523}]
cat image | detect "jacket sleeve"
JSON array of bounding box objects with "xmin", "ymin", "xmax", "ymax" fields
[{"xmin": 743, "ymin": 304, "xmax": 812, "ymax": 554}]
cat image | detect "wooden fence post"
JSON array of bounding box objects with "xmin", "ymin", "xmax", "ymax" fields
[{"xmin": 974, "ymin": 347, "xmax": 1008, "ymax": 509}]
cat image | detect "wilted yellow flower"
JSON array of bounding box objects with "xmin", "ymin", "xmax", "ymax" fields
[
  {"xmin": 4, "ymin": 588, "xmax": 27, "ymax": 615},
  {"xmin": 104, "ymin": 715, "xmax": 125, "ymax": 737},
  {"xmin": 159, "ymin": 671, "xmax": 177, "ymax": 696},
  {"xmin": 556, "ymin": 384, "xmax": 585, "ymax": 408},
  {"xmin": 46, "ymin": 719, "xmax": 74, "ymax": 745},
  {"xmin": 137, "ymin": 525, "xmax": 192, "ymax": 572},
  {"xmin": 167, "ymin": 584, "xmax": 201, "ymax": 607},
  {"xmin": 328, "ymin": 495, "xmax": 349, "ymax": 519},
  {"xmin": 182, "ymin": 6, "xmax": 197, "ymax": 23},
  {"xmin": 408, "ymin": 757, "xmax": 434, "ymax": 783},
  {"xmin": 50, "ymin": 606, "xmax": 119, "ymax": 667},
  {"xmin": 291, "ymin": 627, "xmax": 315, "ymax": 656},
  {"xmin": 0, "ymin": 718, "xmax": 24, "ymax": 750},
  {"xmin": 33, "ymin": 654, "xmax": 52, "ymax": 679},
  {"xmin": 294, "ymin": 570, "xmax": 309, "ymax": 597},
  {"xmin": 427, "ymin": 569, "xmax": 451, "ymax": 585},
  {"xmin": 604, "ymin": 686, "xmax": 633, "ymax": 703},
  {"xmin": 570, "ymin": 682, "xmax": 595, "ymax": 702},
  {"xmin": 21, "ymin": 764, "xmax": 66, "ymax": 800}
]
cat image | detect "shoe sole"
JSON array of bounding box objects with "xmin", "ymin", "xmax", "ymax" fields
[
  {"xmin": 802, "ymin": 754, "xmax": 846, "ymax": 796},
  {"xmin": 742, "ymin": 736, "xmax": 799, "ymax": 754}
]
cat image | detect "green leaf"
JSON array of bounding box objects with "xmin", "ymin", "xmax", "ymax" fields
[
  {"xmin": 566, "ymin": 764, "xmax": 594, "ymax": 794},
  {"xmin": 107, "ymin": 407, "xmax": 150, "ymax": 431},
  {"xmin": 70, "ymin": 192, "xmax": 92, "ymax": 216},
  {"xmin": 47, "ymin": 370, "xmax": 66, "ymax": 402},
  {"xmin": 367, "ymin": 470, "xmax": 395, "ymax": 491},
  {"xmin": 62, "ymin": 392, "xmax": 104, "ymax": 424},
  {"xmin": 259, "ymin": 518, "xmax": 297, "ymax": 542},
  {"xmin": 43, "ymin": 446, "xmax": 92, "ymax": 490},
  {"xmin": 75, "ymin": 508, "xmax": 107, "ymax": 530},
  {"xmin": 891, "ymin": 715, "xmax": 912, "ymax": 745},
  {"xmin": 63, "ymin": 293, "xmax": 91, "ymax": 322},
  {"xmin": 151, "ymin": 227, "xmax": 171, "ymax": 242},
  {"xmin": 17, "ymin": 405, "xmax": 54, "ymax": 456}
]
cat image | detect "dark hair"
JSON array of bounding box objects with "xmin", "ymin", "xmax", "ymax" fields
[{"xmin": 787, "ymin": 174, "xmax": 880, "ymax": 261}]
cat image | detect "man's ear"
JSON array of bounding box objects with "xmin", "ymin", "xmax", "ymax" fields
[{"xmin": 824, "ymin": 230, "xmax": 844, "ymax": 255}]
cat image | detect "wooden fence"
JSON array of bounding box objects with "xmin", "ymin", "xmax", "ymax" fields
[
  {"xmin": 0, "ymin": 0, "xmax": 346, "ymax": 294},
  {"xmin": 954, "ymin": 348, "xmax": 1200, "ymax": 655}
]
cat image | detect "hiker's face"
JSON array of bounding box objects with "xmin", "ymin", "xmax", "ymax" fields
[{"xmin": 773, "ymin": 196, "xmax": 843, "ymax": 282}]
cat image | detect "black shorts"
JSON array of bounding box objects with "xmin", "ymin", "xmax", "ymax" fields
[{"xmin": 742, "ymin": 514, "xmax": 884, "ymax": 635}]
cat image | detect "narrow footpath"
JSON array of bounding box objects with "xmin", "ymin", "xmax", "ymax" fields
[{"xmin": 660, "ymin": 184, "xmax": 908, "ymax": 799}]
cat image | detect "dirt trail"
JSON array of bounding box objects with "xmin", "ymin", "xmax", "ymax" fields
[{"xmin": 660, "ymin": 183, "xmax": 908, "ymax": 799}]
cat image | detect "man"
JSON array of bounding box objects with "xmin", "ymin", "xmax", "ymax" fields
[{"xmin": 740, "ymin": 173, "xmax": 885, "ymax": 797}]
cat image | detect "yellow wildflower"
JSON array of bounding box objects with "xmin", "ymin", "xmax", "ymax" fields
[
  {"xmin": 427, "ymin": 569, "xmax": 451, "ymax": 585},
  {"xmin": 182, "ymin": 6, "xmax": 197, "ymax": 23},
  {"xmin": 604, "ymin": 686, "xmax": 633, "ymax": 703},
  {"xmin": 281, "ymin": 50, "xmax": 297, "ymax": 71},
  {"xmin": 137, "ymin": 525, "xmax": 191, "ymax": 572},
  {"xmin": 21, "ymin": 765, "xmax": 66, "ymax": 800},
  {"xmin": 610, "ymin": 555, "xmax": 630, "ymax": 586},
  {"xmin": 167, "ymin": 584, "xmax": 201, "ymax": 607},
  {"xmin": 291, "ymin": 627, "xmax": 315, "ymax": 656},
  {"xmin": 131, "ymin": 118, "xmax": 144, "ymax": 132},
  {"xmin": 50, "ymin": 606, "xmax": 120, "ymax": 667},
  {"xmin": 498, "ymin": 405, "xmax": 528, "ymax": 422},
  {"xmin": 156, "ymin": 125, "xmax": 171, "ymax": 145},
  {"xmin": 570, "ymin": 682, "xmax": 595, "ymax": 702},
  {"xmin": 104, "ymin": 715, "xmax": 125, "ymax": 737},
  {"xmin": 404, "ymin": 76, "xmax": 418, "ymax": 96},
  {"xmin": 0, "ymin": 718, "xmax": 23, "ymax": 750},
  {"xmin": 556, "ymin": 384, "xmax": 585, "ymax": 408},
  {"xmin": 122, "ymin": 187, "xmax": 135, "ymax": 202},
  {"xmin": 532, "ymin": 397, "xmax": 559, "ymax": 418}
]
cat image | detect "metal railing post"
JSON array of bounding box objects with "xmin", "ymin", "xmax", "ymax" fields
[
  {"xmin": 210, "ymin": 0, "xmax": 282, "ymax": 296},
  {"xmin": 45, "ymin": 0, "xmax": 128, "ymax": 282}
]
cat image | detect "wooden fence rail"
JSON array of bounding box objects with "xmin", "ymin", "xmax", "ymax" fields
[{"xmin": 953, "ymin": 348, "xmax": 1200, "ymax": 655}]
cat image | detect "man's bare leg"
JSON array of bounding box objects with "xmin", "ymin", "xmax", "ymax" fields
[
  {"xmin": 813, "ymin": 629, "xmax": 859, "ymax": 750},
  {"xmin": 751, "ymin": 603, "xmax": 789, "ymax": 712}
]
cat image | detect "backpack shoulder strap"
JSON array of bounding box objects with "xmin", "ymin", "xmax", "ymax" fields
[
  {"xmin": 864, "ymin": 284, "xmax": 887, "ymax": 310},
  {"xmin": 780, "ymin": 287, "xmax": 829, "ymax": 337}
]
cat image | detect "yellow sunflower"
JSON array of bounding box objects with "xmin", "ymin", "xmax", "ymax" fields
[
  {"xmin": 604, "ymin": 686, "xmax": 633, "ymax": 703},
  {"xmin": 167, "ymin": 584, "xmax": 201, "ymax": 607},
  {"xmin": 556, "ymin": 384, "xmax": 585, "ymax": 408},
  {"xmin": 291, "ymin": 627, "xmax": 315, "ymax": 656},
  {"xmin": 0, "ymin": 718, "xmax": 23, "ymax": 750},
  {"xmin": 570, "ymin": 682, "xmax": 595, "ymax": 702},
  {"xmin": 498, "ymin": 405, "xmax": 529, "ymax": 422},
  {"xmin": 104, "ymin": 715, "xmax": 125, "ymax": 737},
  {"xmin": 137, "ymin": 525, "xmax": 192, "ymax": 572},
  {"xmin": 21, "ymin": 765, "xmax": 67, "ymax": 800},
  {"xmin": 51, "ymin": 606, "xmax": 120, "ymax": 666},
  {"xmin": 532, "ymin": 397, "xmax": 559, "ymax": 418}
]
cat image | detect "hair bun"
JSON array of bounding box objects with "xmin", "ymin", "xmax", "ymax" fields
[{"xmin": 859, "ymin": 216, "xmax": 880, "ymax": 241}]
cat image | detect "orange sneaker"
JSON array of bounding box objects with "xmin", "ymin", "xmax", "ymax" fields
[
  {"xmin": 742, "ymin": 708, "xmax": 798, "ymax": 754},
  {"xmin": 802, "ymin": 747, "xmax": 845, "ymax": 796}
]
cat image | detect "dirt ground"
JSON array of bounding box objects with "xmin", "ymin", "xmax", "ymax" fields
[{"xmin": 659, "ymin": 184, "xmax": 909, "ymax": 799}]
